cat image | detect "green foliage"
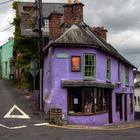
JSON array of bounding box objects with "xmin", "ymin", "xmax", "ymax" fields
[
  {"xmin": 17, "ymin": 79, "xmax": 32, "ymax": 90},
  {"xmin": 12, "ymin": 1, "xmax": 39, "ymax": 90}
]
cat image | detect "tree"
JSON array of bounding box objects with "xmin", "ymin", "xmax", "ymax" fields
[{"xmin": 12, "ymin": 2, "xmax": 39, "ymax": 90}]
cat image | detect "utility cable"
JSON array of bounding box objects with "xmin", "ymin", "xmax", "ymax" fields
[
  {"xmin": 0, "ymin": 0, "xmax": 14, "ymax": 5},
  {"xmin": 0, "ymin": 25, "xmax": 14, "ymax": 32}
]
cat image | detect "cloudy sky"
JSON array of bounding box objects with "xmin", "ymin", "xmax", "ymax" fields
[{"xmin": 0, "ymin": 0, "xmax": 140, "ymax": 69}]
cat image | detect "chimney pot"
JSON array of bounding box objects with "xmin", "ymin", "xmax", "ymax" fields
[
  {"xmin": 68, "ymin": 0, "xmax": 72, "ymax": 4},
  {"xmin": 75, "ymin": 0, "xmax": 79, "ymax": 3},
  {"xmin": 93, "ymin": 26, "xmax": 108, "ymax": 41}
]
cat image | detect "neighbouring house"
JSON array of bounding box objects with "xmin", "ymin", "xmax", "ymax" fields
[
  {"xmin": 43, "ymin": 1, "xmax": 136, "ymax": 125},
  {"xmin": 134, "ymin": 71, "xmax": 140, "ymax": 119},
  {"xmin": 16, "ymin": 1, "xmax": 65, "ymax": 37},
  {"xmin": 13, "ymin": 1, "xmax": 65, "ymax": 81},
  {"xmin": 0, "ymin": 38, "xmax": 14, "ymax": 79}
]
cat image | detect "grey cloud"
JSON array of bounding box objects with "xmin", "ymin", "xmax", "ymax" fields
[
  {"xmin": 0, "ymin": 0, "xmax": 140, "ymax": 69},
  {"xmin": 83, "ymin": 0, "xmax": 140, "ymax": 33},
  {"xmin": 0, "ymin": 2, "xmax": 13, "ymax": 13},
  {"xmin": 121, "ymin": 53, "xmax": 140, "ymax": 68}
]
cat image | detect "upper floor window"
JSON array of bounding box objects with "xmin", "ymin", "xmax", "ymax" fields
[
  {"xmin": 43, "ymin": 18, "xmax": 49, "ymax": 32},
  {"xmin": 106, "ymin": 58, "xmax": 111, "ymax": 80},
  {"xmin": 125, "ymin": 66, "xmax": 129, "ymax": 85},
  {"xmin": 84, "ymin": 54, "xmax": 96, "ymax": 78},
  {"xmin": 118, "ymin": 61, "xmax": 121, "ymax": 81}
]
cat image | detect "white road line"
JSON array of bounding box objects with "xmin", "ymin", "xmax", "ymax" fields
[
  {"xmin": 10, "ymin": 126, "xmax": 27, "ymax": 130},
  {"xmin": 0, "ymin": 124, "xmax": 10, "ymax": 129},
  {"xmin": 34, "ymin": 123, "xmax": 49, "ymax": 126},
  {"xmin": 0, "ymin": 124, "xmax": 27, "ymax": 129},
  {"xmin": 3, "ymin": 105, "xmax": 30, "ymax": 119}
]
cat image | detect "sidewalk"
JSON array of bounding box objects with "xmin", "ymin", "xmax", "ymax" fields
[
  {"xmin": 23, "ymin": 90, "xmax": 140, "ymax": 131},
  {"xmin": 46, "ymin": 121, "xmax": 140, "ymax": 131}
]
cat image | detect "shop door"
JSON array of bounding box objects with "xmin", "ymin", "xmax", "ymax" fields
[
  {"xmin": 120, "ymin": 94, "xmax": 123, "ymax": 120},
  {"xmin": 108, "ymin": 90, "xmax": 113, "ymax": 123},
  {"xmin": 124, "ymin": 94, "xmax": 127, "ymax": 121}
]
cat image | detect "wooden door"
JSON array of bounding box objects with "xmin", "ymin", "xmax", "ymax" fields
[
  {"xmin": 108, "ymin": 90, "xmax": 113, "ymax": 123},
  {"xmin": 124, "ymin": 94, "xmax": 127, "ymax": 121}
]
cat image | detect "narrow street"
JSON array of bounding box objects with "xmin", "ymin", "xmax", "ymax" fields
[{"xmin": 0, "ymin": 80, "xmax": 140, "ymax": 140}]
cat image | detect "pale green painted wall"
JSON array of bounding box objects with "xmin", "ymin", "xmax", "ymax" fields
[{"xmin": 0, "ymin": 38, "xmax": 14, "ymax": 79}]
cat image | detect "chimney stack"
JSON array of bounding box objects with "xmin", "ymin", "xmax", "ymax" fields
[
  {"xmin": 93, "ymin": 27, "xmax": 108, "ymax": 41},
  {"xmin": 48, "ymin": 12, "xmax": 62, "ymax": 40},
  {"xmin": 63, "ymin": 1, "xmax": 84, "ymax": 27}
]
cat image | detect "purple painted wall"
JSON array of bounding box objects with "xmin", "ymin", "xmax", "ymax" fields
[{"xmin": 43, "ymin": 46, "xmax": 135, "ymax": 125}]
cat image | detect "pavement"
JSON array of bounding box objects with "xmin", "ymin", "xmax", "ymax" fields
[
  {"xmin": 24, "ymin": 89, "xmax": 140, "ymax": 131},
  {"xmin": 45, "ymin": 121, "xmax": 140, "ymax": 131}
]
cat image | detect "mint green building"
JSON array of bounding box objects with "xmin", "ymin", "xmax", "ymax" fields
[{"xmin": 0, "ymin": 38, "xmax": 14, "ymax": 79}]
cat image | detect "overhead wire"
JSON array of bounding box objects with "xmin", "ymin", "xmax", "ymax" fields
[
  {"xmin": 0, "ymin": 25, "xmax": 14, "ymax": 32},
  {"xmin": 0, "ymin": 0, "xmax": 14, "ymax": 5}
]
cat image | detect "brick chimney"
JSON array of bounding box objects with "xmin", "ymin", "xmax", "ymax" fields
[
  {"xmin": 93, "ymin": 27, "xmax": 108, "ymax": 41},
  {"xmin": 63, "ymin": 1, "xmax": 84, "ymax": 27},
  {"xmin": 48, "ymin": 12, "xmax": 62, "ymax": 40}
]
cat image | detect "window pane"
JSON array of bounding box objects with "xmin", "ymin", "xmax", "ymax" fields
[
  {"xmin": 84, "ymin": 88, "xmax": 93, "ymax": 113},
  {"xmin": 106, "ymin": 59, "xmax": 111, "ymax": 80},
  {"xmin": 125, "ymin": 67, "xmax": 129, "ymax": 85},
  {"xmin": 84, "ymin": 54, "xmax": 96, "ymax": 78},
  {"xmin": 68, "ymin": 88, "xmax": 82, "ymax": 113}
]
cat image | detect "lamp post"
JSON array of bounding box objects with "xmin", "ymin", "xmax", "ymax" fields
[{"xmin": 36, "ymin": 0, "xmax": 43, "ymax": 110}]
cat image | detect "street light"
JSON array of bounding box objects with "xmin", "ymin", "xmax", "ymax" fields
[{"xmin": 34, "ymin": 0, "xmax": 44, "ymax": 110}]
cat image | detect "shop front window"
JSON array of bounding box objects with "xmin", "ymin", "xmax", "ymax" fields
[{"xmin": 68, "ymin": 87, "xmax": 109, "ymax": 115}]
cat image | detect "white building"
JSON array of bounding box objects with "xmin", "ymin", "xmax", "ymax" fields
[{"xmin": 135, "ymin": 71, "xmax": 140, "ymax": 113}]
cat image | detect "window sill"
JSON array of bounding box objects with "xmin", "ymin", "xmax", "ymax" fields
[
  {"xmin": 83, "ymin": 78, "xmax": 96, "ymax": 81},
  {"xmin": 125, "ymin": 84, "xmax": 129, "ymax": 87},
  {"xmin": 116, "ymin": 81, "xmax": 121, "ymax": 85},
  {"xmin": 106, "ymin": 80, "xmax": 112, "ymax": 83},
  {"xmin": 68, "ymin": 111, "xmax": 108, "ymax": 116}
]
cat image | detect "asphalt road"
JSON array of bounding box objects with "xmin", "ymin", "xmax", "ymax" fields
[{"xmin": 0, "ymin": 79, "xmax": 140, "ymax": 140}]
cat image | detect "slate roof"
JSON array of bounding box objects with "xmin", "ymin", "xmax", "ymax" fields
[{"xmin": 45, "ymin": 22, "xmax": 135, "ymax": 68}]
